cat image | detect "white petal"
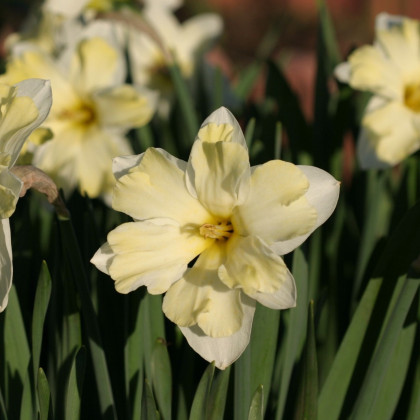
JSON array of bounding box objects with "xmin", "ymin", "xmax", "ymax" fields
[
  {"xmin": 43, "ymin": 0, "xmax": 88, "ymax": 17},
  {"xmin": 270, "ymin": 165, "xmax": 340, "ymax": 255},
  {"xmin": 249, "ymin": 267, "xmax": 296, "ymax": 310},
  {"xmin": 163, "ymin": 244, "xmax": 245, "ymax": 338},
  {"xmin": 0, "ymin": 219, "xmax": 12, "ymax": 312},
  {"xmin": 113, "ymin": 147, "xmax": 212, "ymax": 225},
  {"xmin": 218, "ymin": 235, "xmax": 289, "ymax": 296},
  {"xmin": 103, "ymin": 218, "xmax": 209, "ymax": 294},
  {"xmin": 187, "ymin": 141, "xmax": 250, "ymax": 218},
  {"xmin": 179, "ymin": 294, "xmax": 256, "ymax": 370},
  {"xmin": 334, "ymin": 62, "xmax": 351, "ymax": 83},
  {"xmin": 90, "ymin": 242, "xmax": 114, "ymax": 275},
  {"xmin": 0, "ymin": 170, "xmax": 22, "ymax": 218}
]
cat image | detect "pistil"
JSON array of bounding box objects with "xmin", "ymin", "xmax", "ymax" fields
[{"xmin": 200, "ymin": 221, "xmax": 233, "ymax": 240}]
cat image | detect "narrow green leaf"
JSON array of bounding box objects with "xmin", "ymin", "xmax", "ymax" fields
[
  {"xmin": 318, "ymin": 277, "xmax": 382, "ymax": 420},
  {"xmin": 37, "ymin": 368, "xmax": 52, "ymax": 420},
  {"xmin": 275, "ymin": 247, "xmax": 309, "ymax": 420},
  {"xmin": 169, "ymin": 63, "xmax": 199, "ymax": 145},
  {"xmin": 189, "ymin": 363, "xmax": 215, "ymax": 420},
  {"xmin": 247, "ymin": 385, "xmax": 264, "ymax": 420},
  {"xmin": 151, "ymin": 338, "xmax": 172, "ymax": 420},
  {"xmin": 370, "ymin": 323, "xmax": 416, "ymax": 420},
  {"xmin": 234, "ymin": 342, "xmax": 251, "ymax": 420},
  {"xmin": 244, "ymin": 118, "xmax": 256, "ymax": 149},
  {"xmin": 206, "ymin": 367, "xmax": 231, "ymax": 420},
  {"xmin": 32, "ymin": 262, "xmax": 52, "ymax": 382},
  {"xmin": 58, "ymin": 218, "xmax": 117, "ymax": 419},
  {"xmin": 293, "ymin": 301, "xmax": 318, "ymax": 420},
  {"xmin": 350, "ymin": 276, "xmax": 420, "ymax": 420},
  {"xmin": 3, "ymin": 285, "xmax": 30, "ymax": 414},
  {"xmin": 0, "ymin": 387, "xmax": 7, "ymax": 420},
  {"xmin": 141, "ymin": 379, "xmax": 159, "ymax": 420},
  {"xmin": 234, "ymin": 62, "xmax": 262, "ymax": 100},
  {"xmin": 64, "ymin": 346, "xmax": 86, "ymax": 420}
]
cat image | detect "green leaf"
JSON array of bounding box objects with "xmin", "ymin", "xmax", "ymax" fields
[
  {"xmin": 169, "ymin": 63, "xmax": 199, "ymax": 146},
  {"xmin": 370, "ymin": 323, "xmax": 416, "ymax": 420},
  {"xmin": 141, "ymin": 379, "xmax": 159, "ymax": 420},
  {"xmin": 318, "ymin": 277, "xmax": 382, "ymax": 420},
  {"xmin": 234, "ymin": 340, "xmax": 251, "ymax": 420},
  {"xmin": 275, "ymin": 247, "xmax": 309, "ymax": 420},
  {"xmin": 234, "ymin": 62, "xmax": 262, "ymax": 100},
  {"xmin": 151, "ymin": 338, "xmax": 172, "ymax": 420},
  {"xmin": 32, "ymin": 262, "xmax": 52, "ymax": 383},
  {"xmin": 350, "ymin": 276, "xmax": 420, "ymax": 420},
  {"xmin": 0, "ymin": 387, "xmax": 7, "ymax": 420},
  {"xmin": 58, "ymin": 218, "xmax": 117, "ymax": 419},
  {"xmin": 206, "ymin": 367, "xmax": 231, "ymax": 420},
  {"xmin": 64, "ymin": 346, "xmax": 86, "ymax": 420},
  {"xmin": 293, "ymin": 301, "xmax": 318, "ymax": 420},
  {"xmin": 247, "ymin": 385, "xmax": 264, "ymax": 420},
  {"xmin": 37, "ymin": 368, "xmax": 52, "ymax": 420},
  {"xmin": 189, "ymin": 363, "xmax": 215, "ymax": 420}
]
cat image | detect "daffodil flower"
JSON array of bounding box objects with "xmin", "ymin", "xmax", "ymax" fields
[
  {"xmin": 336, "ymin": 13, "xmax": 420, "ymax": 168},
  {"xmin": 1, "ymin": 21, "xmax": 157, "ymax": 199},
  {"xmin": 0, "ymin": 79, "xmax": 52, "ymax": 312},
  {"xmin": 128, "ymin": 4, "xmax": 222, "ymax": 95},
  {"xmin": 91, "ymin": 107, "xmax": 339, "ymax": 368}
]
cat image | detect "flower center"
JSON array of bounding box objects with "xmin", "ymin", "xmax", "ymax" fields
[
  {"xmin": 199, "ymin": 220, "xmax": 233, "ymax": 241},
  {"xmin": 59, "ymin": 101, "xmax": 97, "ymax": 126},
  {"xmin": 404, "ymin": 83, "xmax": 420, "ymax": 112}
]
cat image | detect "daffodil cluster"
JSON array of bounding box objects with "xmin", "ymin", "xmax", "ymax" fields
[
  {"xmin": 0, "ymin": 79, "xmax": 52, "ymax": 312},
  {"xmin": 336, "ymin": 13, "xmax": 420, "ymax": 168},
  {"xmin": 91, "ymin": 107, "xmax": 340, "ymax": 368}
]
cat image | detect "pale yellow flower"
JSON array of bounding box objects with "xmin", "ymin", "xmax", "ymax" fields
[
  {"xmin": 1, "ymin": 21, "xmax": 157, "ymax": 199},
  {"xmin": 91, "ymin": 107, "xmax": 340, "ymax": 368},
  {"xmin": 336, "ymin": 13, "xmax": 420, "ymax": 168},
  {"xmin": 128, "ymin": 4, "xmax": 222, "ymax": 94},
  {"xmin": 0, "ymin": 79, "xmax": 52, "ymax": 312}
]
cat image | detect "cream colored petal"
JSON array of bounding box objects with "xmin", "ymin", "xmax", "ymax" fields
[
  {"xmin": 0, "ymin": 170, "xmax": 22, "ymax": 218},
  {"xmin": 90, "ymin": 242, "xmax": 113, "ymax": 274},
  {"xmin": 94, "ymin": 85, "xmax": 157, "ymax": 129},
  {"xmin": 188, "ymin": 141, "xmax": 250, "ymax": 218},
  {"xmin": 43, "ymin": 0, "xmax": 88, "ymax": 17},
  {"xmin": 347, "ymin": 45, "xmax": 403, "ymax": 100},
  {"xmin": 70, "ymin": 37, "xmax": 119, "ymax": 93},
  {"xmin": 375, "ymin": 17, "xmax": 420, "ymax": 84},
  {"xmin": 269, "ymin": 165, "xmax": 340, "ymax": 255},
  {"xmin": 218, "ymin": 234, "xmax": 289, "ymax": 296},
  {"xmin": 113, "ymin": 147, "xmax": 212, "ymax": 225},
  {"xmin": 197, "ymin": 107, "xmax": 247, "ymax": 148},
  {"xmin": 180, "ymin": 14, "xmax": 223, "ymax": 57},
  {"xmin": 232, "ymin": 160, "xmax": 317, "ymax": 247},
  {"xmin": 249, "ymin": 267, "xmax": 296, "ymax": 310},
  {"xmin": 1, "ymin": 79, "xmax": 52, "ymax": 166},
  {"xmin": 360, "ymin": 101, "xmax": 420, "ymax": 167},
  {"xmin": 179, "ymin": 294, "xmax": 256, "ymax": 369},
  {"xmin": 163, "ymin": 244, "xmax": 245, "ymax": 338},
  {"xmin": 106, "ymin": 218, "xmax": 209, "ymax": 294},
  {"xmin": 0, "ymin": 218, "xmax": 12, "ymax": 312},
  {"xmin": 2, "ymin": 50, "xmax": 79, "ymax": 112}
]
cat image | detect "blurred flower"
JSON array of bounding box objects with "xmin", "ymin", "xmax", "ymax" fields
[
  {"xmin": 128, "ymin": 4, "xmax": 222, "ymax": 99},
  {"xmin": 1, "ymin": 21, "xmax": 157, "ymax": 199},
  {"xmin": 336, "ymin": 13, "xmax": 420, "ymax": 168},
  {"xmin": 91, "ymin": 107, "xmax": 340, "ymax": 369},
  {"xmin": 0, "ymin": 78, "xmax": 52, "ymax": 312}
]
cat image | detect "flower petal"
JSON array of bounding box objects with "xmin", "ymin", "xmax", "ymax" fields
[
  {"xmin": 187, "ymin": 141, "xmax": 250, "ymax": 218},
  {"xmin": 101, "ymin": 218, "xmax": 209, "ymax": 294},
  {"xmin": 360, "ymin": 100, "xmax": 420, "ymax": 167},
  {"xmin": 179, "ymin": 294, "xmax": 256, "ymax": 369},
  {"xmin": 94, "ymin": 84, "xmax": 157, "ymax": 129},
  {"xmin": 232, "ymin": 160, "xmax": 317, "ymax": 248},
  {"xmin": 218, "ymin": 235, "xmax": 289, "ymax": 297},
  {"xmin": 197, "ymin": 107, "xmax": 247, "ymax": 148},
  {"xmin": 249, "ymin": 266, "xmax": 296, "ymax": 310},
  {"xmin": 0, "ymin": 218, "xmax": 12, "ymax": 312},
  {"xmin": 346, "ymin": 45, "xmax": 403, "ymax": 100},
  {"xmin": 113, "ymin": 147, "xmax": 212, "ymax": 225},
  {"xmin": 163, "ymin": 244, "xmax": 245, "ymax": 337},
  {"xmin": 0, "ymin": 170, "xmax": 22, "ymax": 218}
]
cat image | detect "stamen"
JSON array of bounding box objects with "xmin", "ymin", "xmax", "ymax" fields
[{"xmin": 200, "ymin": 221, "xmax": 233, "ymax": 240}]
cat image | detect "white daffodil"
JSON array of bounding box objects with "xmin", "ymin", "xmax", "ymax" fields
[
  {"xmin": 0, "ymin": 78, "xmax": 52, "ymax": 312},
  {"xmin": 91, "ymin": 107, "xmax": 340, "ymax": 369},
  {"xmin": 128, "ymin": 4, "xmax": 222, "ymax": 94},
  {"xmin": 336, "ymin": 13, "xmax": 420, "ymax": 168},
  {"xmin": 1, "ymin": 21, "xmax": 157, "ymax": 199}
]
